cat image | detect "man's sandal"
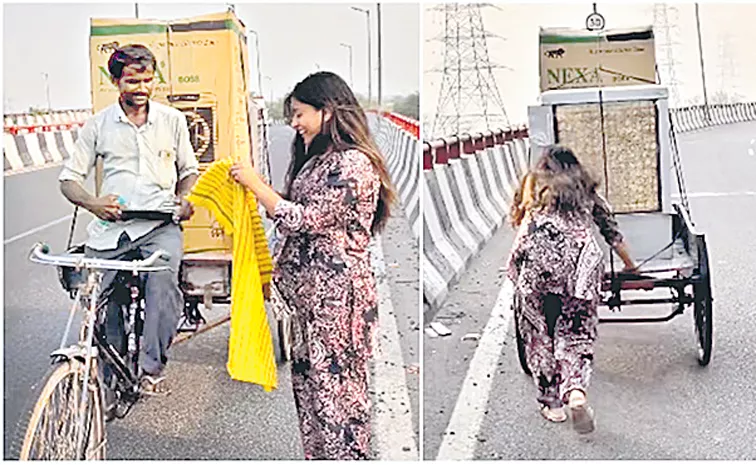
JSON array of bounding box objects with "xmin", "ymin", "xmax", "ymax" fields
[{"xmin": 140, "ymin": 374, "xmax": 171, "ymax": 397}]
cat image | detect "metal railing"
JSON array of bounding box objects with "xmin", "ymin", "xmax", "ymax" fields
[
  {"xmin": 670, "ymin": 102, "xmax": 756, "ymax": 133},
  {"xmin": 422, "ymin": 126, "xmax": 528, "ymax": 170}
]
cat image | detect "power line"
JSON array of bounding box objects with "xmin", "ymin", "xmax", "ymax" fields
[
  {"xmin": 427, "ymin": 3, "xmax": 510, "ymax": 139},
  {"xmin": 653, "ymin": 3, "xmax": 682, "ymax": 107}
]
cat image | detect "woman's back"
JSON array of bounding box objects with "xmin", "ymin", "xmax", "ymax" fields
[{"xmin": 509, "ymin": 208, "xmax": 603, "ymax": 302}]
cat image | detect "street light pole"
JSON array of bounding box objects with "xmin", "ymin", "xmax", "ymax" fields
[
  {"xmin": 377, "ymin": 3, "xmax": 382, "ymax": 107},
  {"xmin": 42, "ymin": 73, "xmax": 51, "ymax": 111},
  {"xmin": 249, "ymin": 29, "xmax": 264, "ymax": 97},
  {"xmin": 264, "ymin": 76, "xmax": 273, "ymax": 103},
  {"xmin": 695, "ymin": 3, "xmax": 711, "ymax": 122},
  {"xmin": 340, "ymin": 43, "xmax": 354, "ymax": 88},
  {"xmin": 351, "ymin": 6, "xmax": 371, "ymax": 106},
  {"xmin": 134, "ymin": 3, "xmax": 139, "ymax": 18}
]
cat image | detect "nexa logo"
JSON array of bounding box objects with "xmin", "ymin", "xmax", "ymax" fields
[{"xmin": 547, "ymin": 67, "xmax": 600, "ymax": 86}]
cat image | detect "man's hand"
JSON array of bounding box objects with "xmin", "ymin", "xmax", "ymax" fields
[
  {"xmin": 86, "ymin": 194, "xmax": 122, "ymax": 221},
  {"xmin": 177, "ymin": 198, "xmax": 195, "ymax": 221}
]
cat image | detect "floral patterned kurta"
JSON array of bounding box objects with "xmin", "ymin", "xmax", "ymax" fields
[
  {"xmin": 273, "ymin": 149, "xmax": 380, "ymax": 460},
  {"xmin": 506, "ymin": 193, "xmax": 623, "ymax": 408}
]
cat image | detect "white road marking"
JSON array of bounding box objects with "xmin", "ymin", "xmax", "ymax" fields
[
  {"xmin": 436, "ymin": 279, "xmax": 515, "ymax": 460},
  {"xmin": 4, "ymin": 214, "xmax": 74, "ymax": 245},
  {"xmin": 672, "ymin": 192, "xmax": 756, "ymax": 199},
  {"xmin": 371, "ymin": 238, "xmax": 419, "ymax": 460}
]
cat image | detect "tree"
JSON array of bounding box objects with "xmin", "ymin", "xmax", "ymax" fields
[
  {"xmin": 390, "ymin": 92, "xmax": 419, "ymax": 120},
  {"xmin": 267, "ymin": 97, "xmax": 285, "ymax": 121},
  {"xmin": 256, "ymin": 92, "xmax": 377, "ymax": 123},
  {"xmin": 253, "ymin": 91, "xmax": 419, "ymax": 123}
]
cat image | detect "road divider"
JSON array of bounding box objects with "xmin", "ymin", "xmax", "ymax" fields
[
  {"xmin": 4, "ymin": 129, "xmax": 79, "ymax": 173},
  {"xmin": 422, "ymin": 127, "xmax": 529, "ymax": 309},
  {"xmin": 370, "ymin": 112, "xmax": 420, "ymax": 242}
]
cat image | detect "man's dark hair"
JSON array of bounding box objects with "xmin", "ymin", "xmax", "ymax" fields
[{"xmin": 108, "ymin": 44, "xmax": 156, "ymax": 80}]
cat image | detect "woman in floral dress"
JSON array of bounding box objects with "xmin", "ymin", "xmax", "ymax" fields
[
  {"xmin": 507, "ymin": 146, "xmax": 636, "ymax": 433},
  {"xmin": 229, "ymin": 71, "xmax": 395, "ymax": 459}
]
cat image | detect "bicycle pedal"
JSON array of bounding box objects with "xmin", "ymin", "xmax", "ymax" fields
[
  {"xmin": 113, "ymin": 401, "xmax": 134, "ymax": 419},
  {"xmin": 104, "ymin": 405, "xmax": 117, "ymax": 423}
]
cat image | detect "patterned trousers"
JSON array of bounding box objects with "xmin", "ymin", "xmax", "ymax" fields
[
  {"xmin": 281, "ymin": 267, "xmax": 377, "ymax": 461},
  {"xmin": 518, "ymin": 292, "xmax": 599, "ymax": 408}
]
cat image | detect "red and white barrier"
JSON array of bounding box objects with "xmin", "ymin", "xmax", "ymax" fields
[
  {"xmin": 4, "ymin": 109, "xmax": 90, "ymax": 136},
  {"xmin": 370, "ymin": 111, "xmax": 420, "ymax": 241},
  {"xmin": 3, "ymin": 124, "xmax": 80, "ymax": 173},
  {"xmin": 422, "ymin": 127, "xmax": 530, "ymax": 308}
]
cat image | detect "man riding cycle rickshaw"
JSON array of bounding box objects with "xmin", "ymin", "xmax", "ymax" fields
[{"xmin": 18, "ymin": 11, "xmax": 285, "ymax": 460}]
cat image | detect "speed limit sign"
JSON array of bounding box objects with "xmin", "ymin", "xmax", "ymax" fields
[{"xmin": 586, "ymin": 11, "xmax": 605, "ymax": 31}]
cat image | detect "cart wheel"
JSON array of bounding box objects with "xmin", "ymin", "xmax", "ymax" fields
[
  {"xmin": 513, "ymin": 293, "xmax": 532, "ymax": 376},
  {"xmin": 275, "ymin": 317, "xmax": 292, "ymax": 364},
  {"xmin": 693, "ymin": 235, "xmax": 713, "ymax": 366},
  {"xmin": 177, "ymin": 298, "xmax": 204, "ymax": 333}
]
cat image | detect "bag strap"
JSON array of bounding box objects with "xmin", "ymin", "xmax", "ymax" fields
[
  {"xmin": 66, "ymin": 206, "xmax": 79, "ymax": 251},
  {"xmin": 94, "ymin": 154, "xmax": 104, "ymax": 197},
  {"xmin": 67, "ymin": 155, "xmax": 104, "ymax": 251}
]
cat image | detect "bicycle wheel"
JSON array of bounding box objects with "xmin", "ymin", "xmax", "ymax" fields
[{"xmin": 19, "ymin": 360, "xmax": 106, "ymax": 460}]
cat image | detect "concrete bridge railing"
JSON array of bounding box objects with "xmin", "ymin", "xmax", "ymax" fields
[
  {"xmin": 422, "ymin": 127, "xmax": 530, "ymax": 308},
  {"xmin": 370, "ymin": 111, "xmax": 421, "ymax": 241}
]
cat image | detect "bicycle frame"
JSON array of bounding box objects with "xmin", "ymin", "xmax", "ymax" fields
[
  {"xmin": 64, "ymin": 266, "xmax": 147, "ymax": 456},
  {"xmin": 29, "ymin": 243, "xmax": 168, "ymax": 458},
  {"xmin": 69, "ymin": 269, "xmax": 101, "ymax": 459},
  {"xmin": 51, "ymin": 262, "xmax": 152, "ymax": 456}
]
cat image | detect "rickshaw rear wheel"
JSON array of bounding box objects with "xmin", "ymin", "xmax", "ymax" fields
[
  {"xmin": 693, "ymin": 236, "xmax": 713, "ymax": 366},
  {"xmin": 275, "ymin": 317, "xmax": 292, "ymax": 364},
  {"xmin": 513, "ymin": 293, "xmax": 532, "ymax": 376}
]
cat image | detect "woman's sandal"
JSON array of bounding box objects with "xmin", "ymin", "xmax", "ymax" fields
[
  {"xmin": 540, "ymin": 405, "xmax": 568, "ymax": 423},
  {"xmin": 568, "ymin": 393, "xmax": 595, "ymax": 434},
  {"xmin": 140, "ymin": 374, "xmax": 171, "ymax": 397}
]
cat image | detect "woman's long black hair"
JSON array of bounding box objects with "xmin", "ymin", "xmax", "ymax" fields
[{"xmin": 283, "ymin": 71, "xmax": 396, "ymax": 234}]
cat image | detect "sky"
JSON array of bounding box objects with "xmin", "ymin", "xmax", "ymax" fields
[
  {"xmin": 423, "ymin": 2, "xmax": 756, "ymax": 135},
  {"xmin": 2, "ymin": 1, "xmax": 420, "ymax": 113}
]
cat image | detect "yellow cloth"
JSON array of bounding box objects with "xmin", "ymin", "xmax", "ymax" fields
[{"xmin": 186, "ymin": 158, "xmax": 276, "ymax": 391}]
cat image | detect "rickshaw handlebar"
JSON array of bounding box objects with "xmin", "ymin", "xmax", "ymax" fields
[{"xmin": 29, "ymin": 243, "xmax": 171, "ymax": 273}]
